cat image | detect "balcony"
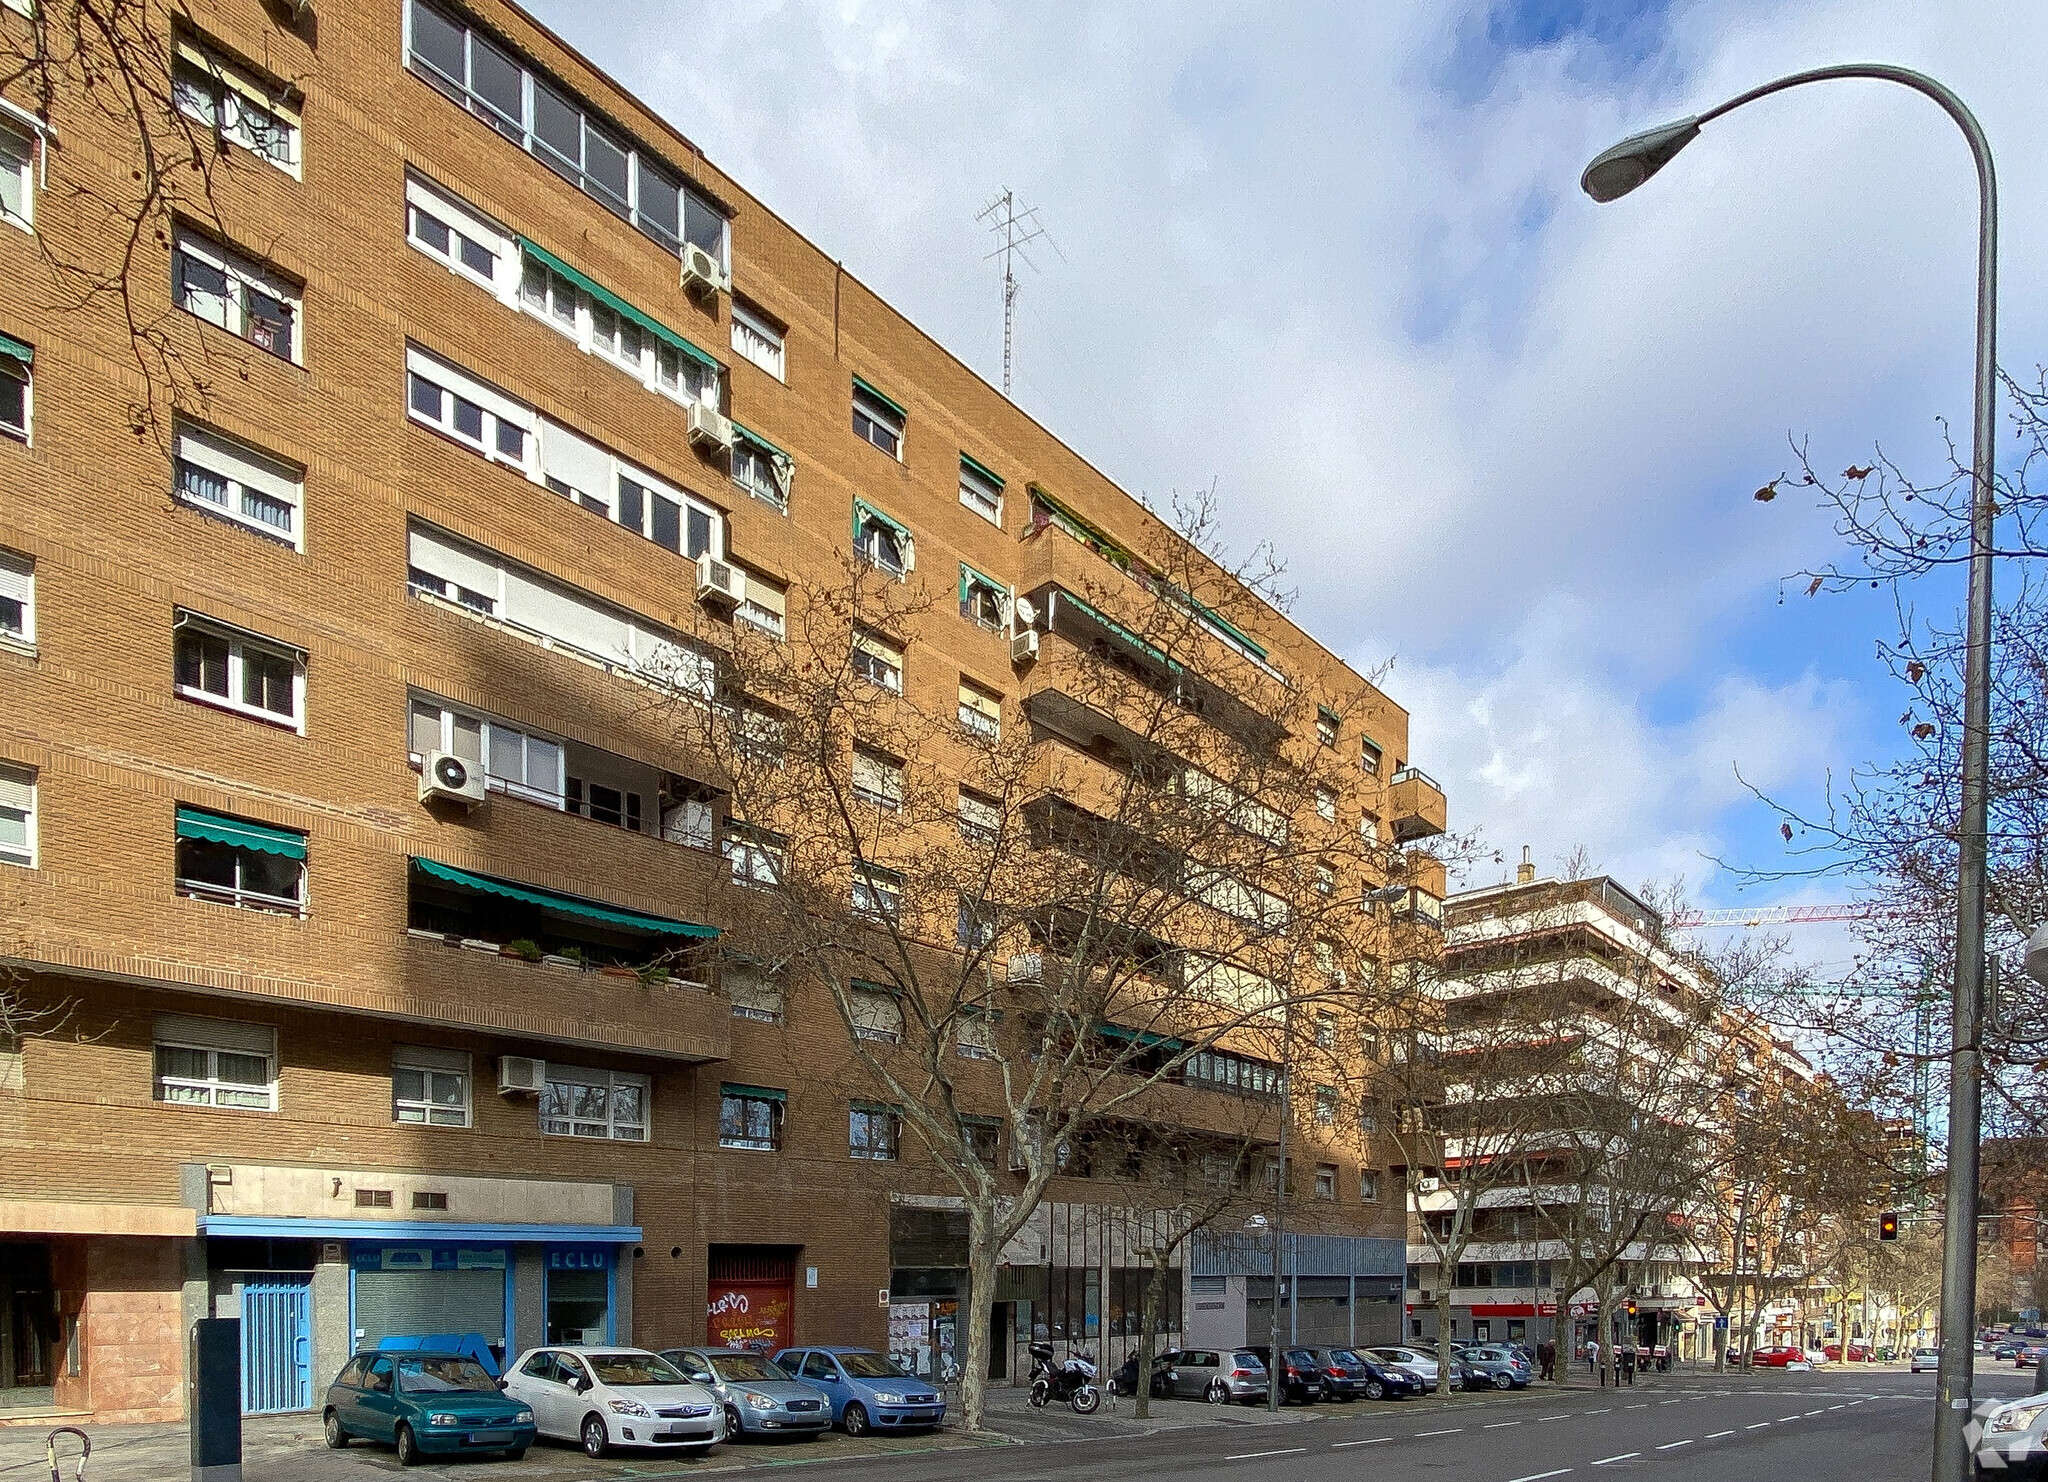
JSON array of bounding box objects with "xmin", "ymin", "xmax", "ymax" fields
[{"xmin": 1388, "ymin": 766, "xmax": 1448, "ymax": 842}]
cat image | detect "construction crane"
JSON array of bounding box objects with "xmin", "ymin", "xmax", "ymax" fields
[{"xmin": 1669, "ymin": 903, "xmax": 1883, "ymax": 930}]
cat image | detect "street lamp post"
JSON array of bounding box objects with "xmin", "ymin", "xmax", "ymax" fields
[{"xmin": 1581, "ymin": 66, "xmax": 1998, "ymax": 1482}]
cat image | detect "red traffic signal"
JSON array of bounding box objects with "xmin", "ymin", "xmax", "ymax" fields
[{"xmin": 1880, "ymin": 1211, "xmax": 1900, "ymax": 1241}]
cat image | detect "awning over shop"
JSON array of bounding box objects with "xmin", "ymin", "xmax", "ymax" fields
[{"xmin": 409, "ymin": 857, "xmax": 718, "ymax": 938}]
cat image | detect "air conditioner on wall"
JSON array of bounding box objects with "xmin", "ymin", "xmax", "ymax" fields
[
  {"xmin": 498, "ymin": 1056, "xmax": 546, "ymax": 1095},
  {"xmin": 696, "ymin": 553, "xmax": 745, "ymax": 607},
  {"xmin": 1010, "ymin": 629, "xmax": 1040, "ymax": 665},
  {"xmin": 680, "ymin": 244, "xmax": 727, "ymax": 296},
  {"xmin": 687, "ymin": 402, "xmax": 735, "ymax": 453},
  {"xmin": 419, "ymin": 751, "xmax": 487, "ymax": 809}
]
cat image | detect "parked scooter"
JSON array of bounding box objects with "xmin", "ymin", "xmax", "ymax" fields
[{"xmin": 1027, "ymin": 1342, "xmax": 1102, "ymax": 1414}]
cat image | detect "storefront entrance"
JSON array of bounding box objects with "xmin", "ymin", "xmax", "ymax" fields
[
  {"xmin": 350, "ymin": 1245, "xmax": 509, "ymax": 1361},
  {"xmin": 0, "ymin": 1241, "xmax": 58, "ymax": 1410},
  {"xmin": 706, "ymin": 1246, "xmax": 797, "ymax": 1354},
  {"xmin": 544, "ymin": 1247, "xmax": 614, "ymax": 1345}
]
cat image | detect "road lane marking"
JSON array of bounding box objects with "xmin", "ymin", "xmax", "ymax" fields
[
  {"xmin": 1332, "ymin": 1437, "xmax": 1389, "ymax": 1448},
  {"xmin": 1592, "ymin": 1452, "xmax": 1641, "ymax": 1466},
  {"xmin": 1657, "ymin": 1440, "xmax": 1695, "ymax": 1450},
  {"xmin": 1660, "ymin": 1398, "xmax": 1682, "ymax": 1404},
  {"xmin": 1805, "ymin": 1409, "xmax": 1825, "ymax": 1416},
  {"xmin": 1829, "ymin": 1404, "xmax": 1846, "ymax": 1410},
  {"xmin": 1224, "ymin": 1448, "xmax": 1307, "ymax": 1461},
  {"xmin": 1586, "ymin": 1407, "xmax": 1611, "ymax": 1414},
  {"xmin": 1779, "ymin": 1415, "xmax": 1802, "ymax": 1422},
  {"xmin": 1539, "ymin": 1414, "xmax": 1571, "ymax": 1421},
  {"xmin": 1486, "ymin": 1421, "xmax": 1522, "ymax": 1428},
  {"xmin": 1707, "ymin": 1430, "xmax": 1735, "ymax": 1438},
  {"xmin": 1746, "ymin": 1422, "xmax": 1772, "ymax": 1430},
  {"xmin": 1416, "ymin": 1427, "xmax": 1465, "ymax": 1437},
  {"xmin": 1508, "ymin": 1471, "xmax": 1573, "ymax": 1482}
]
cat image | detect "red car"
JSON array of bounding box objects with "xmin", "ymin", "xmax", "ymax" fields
[
  {"xmin": 1821, "ymin": 1343, "xmax": 1872, "ymax": 1362},
  {"xmin": 1746, "ymin": 1345, "xmax": 1813, "ymax": 1368}
]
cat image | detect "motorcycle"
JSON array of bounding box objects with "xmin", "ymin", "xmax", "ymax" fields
[{"xmin": 1027, "ymin": 1342, "xmax": 1102, "ymax": 1414}]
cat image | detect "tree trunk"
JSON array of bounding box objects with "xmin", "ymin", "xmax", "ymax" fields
[
  {"xmin": 1135, "ymin": 1253, "xmax": 1171, "ymax": 1420},
  {"xmin": 1435, "ymin": 1287, "xmax": 1456, "ymax": 1395},
  {"xmin": 961, "ymin": 1212, "xmax": 999, "ymax": 1432}
]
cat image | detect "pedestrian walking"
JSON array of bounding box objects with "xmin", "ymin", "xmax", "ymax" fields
[{"xmin": 1537, "ymin": 1338, "xmax": 1556, "ymax": 1381}]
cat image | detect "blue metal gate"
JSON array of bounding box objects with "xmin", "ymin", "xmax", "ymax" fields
[{"xmin": 240, "ymin": 1277, "xmax": 313, "ymax": 1414}]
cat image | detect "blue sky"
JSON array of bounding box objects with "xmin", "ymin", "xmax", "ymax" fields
[{"xmin": 525, "ymin": 0, "xmax": 2048, "ymax": 973}]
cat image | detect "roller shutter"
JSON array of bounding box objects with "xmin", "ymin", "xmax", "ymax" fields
[{"xmin": 352, "ymin": 1268, "xmax": 506, "ymax": 1349}]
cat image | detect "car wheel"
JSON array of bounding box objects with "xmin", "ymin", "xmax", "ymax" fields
[
  {"xmin": 1494, "ymin": 1372, "xmax": 1514, "ymax": 1391},
  {"xmin": 1365, "ymin": 1378, "xmax": 1385, "ymax": 1401},
  {"xmin": 1319, "ymin": 1380, "xmax": 1336, "ymax": 1402},
  {"xmin": 395, "ymin": 1423, "xmax": 422, "ymax": 1468},
  {"xmin": 726, "ymin": 1405, "xmax": 745, "ymax": 1439},
  {"xmin": 843, "ymin": 1401, "xmax": 870, "ymax": 1437},
  {"xmin": 322, "ymin": 1409, "xmax": 350, "ymax": 1449},
  {"xmin": 581, "ymin": 1413, "xmax": 609, "ymax": 1459},
  {"xmin": 1205, "ymin": 1379, "xmax": 1230, "ymax": 1405}
]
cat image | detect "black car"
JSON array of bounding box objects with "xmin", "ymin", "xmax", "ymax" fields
[
  {"xmin": 1246, "ymin": 1346, "xmax": 1326, "ymax": 1404},
  {"xmin": 1302, "ymin": 1347, "xmax": 1422, "ymax": 1401}
]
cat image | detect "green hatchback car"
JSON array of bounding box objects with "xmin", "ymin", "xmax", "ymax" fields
[{"xmin": 324, "ymin": 1352, "xmax": 536, "ymax": 1466}]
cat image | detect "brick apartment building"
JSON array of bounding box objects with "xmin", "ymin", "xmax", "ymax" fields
[{"xmin": 0, "ymin": 0, "xmax": 1446, "ymax": 1424}]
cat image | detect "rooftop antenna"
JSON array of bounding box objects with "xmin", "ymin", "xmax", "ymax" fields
[{"xmin": 977, "ymin": 188, "xmax": 1059, "ymax": 397}]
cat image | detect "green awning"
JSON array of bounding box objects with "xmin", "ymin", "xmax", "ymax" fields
[
  {"xmin": 959, "ymin": 562, "xmax": 1005, "ymax": 604},
  {"xmin": 1098, "ymin": 1022, "xmax": 1185, "ymax": 1051},
  {"xmin": 1053, "ymin": 589, "xmax": 1181, "ymax": 675},
  {"xmin": 0, "ymin": 332, "xmax": 30, "ymax": 367},
  {"xmin": 850, "ymin": 977, "xmax": 903, "ymax": 996},
  {"xmin": 720, "ymin": 1083, "xmax": 786, "ymax": 1102},
  {"xmin": 1317, "ymin": 705, "xmax": 1340, "ymax": 727},
  {"xmin": 1029, "ymin": 485, "xmax": 1132, "ymax": 566},
  {"xmin": 853, "ymin": 498, "xmax": 910, "ymax": 543},
  {"xmin": 731, "ymin": 420, "xmax": 790, "ymax": 462},
  {"xmin": 851, "ymin": 374, "xmax": 906, "ymax": 420},
  {"xmin": 409, "ymin": 856, "xmax": 719, "ymax": 938},
  {"xmin": 175, "ymin": 806, "xmax": 307, "ymax": 860},
  {"xmin": 519, "ymin": 239, "xmax": 720, "ymax": 372},
  {"xmin": 959, "ymin": 451, "xmax": 1004, "ymax": 489}
]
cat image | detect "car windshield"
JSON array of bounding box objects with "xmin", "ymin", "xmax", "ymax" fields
[
  {"xmin": 588, "ymin": 1353, "xmax": 690, "ymax": 1387},
  {"xmin": 839, "ymin": 1352, "xmax": 913, "ymax": 1380},
  {"xmin": 1232, "ymin": 1353, "xmax": 1266, "ymax": 1369},
  {"xmin": 713, "ymin": 1354, "xmax": 787, "ymax": 1383},
  {"xmin": 1329, "ymin": 1349, "xmax": 1363, "ymax": 1366},
  {"xmin": 397, "ymin": 1358, "xmax": 498, "ymax": 1394}
]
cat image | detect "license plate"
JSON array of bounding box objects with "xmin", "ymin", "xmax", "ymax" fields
[
  {"xmin": 467, "ymin": 1431, "xmax": 511, "ymax": 1444},
  {"xmin": 661, "ymin": 1426, "xmax": 706, "ymax": 1440}
]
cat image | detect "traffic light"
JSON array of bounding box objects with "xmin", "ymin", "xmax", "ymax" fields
[
  {"xmin": 1880, "ymin": 1211, "xmax": 1900, "ymax": 1241},
  {"xmin": 1626, "ymin": 1300, "xmax": 1638, "ymax": 1317}
]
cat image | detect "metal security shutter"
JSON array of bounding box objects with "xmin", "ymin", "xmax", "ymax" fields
[{"xmin": 353, "ymin": 1269, "xmax": 505, "ymax": 1348}]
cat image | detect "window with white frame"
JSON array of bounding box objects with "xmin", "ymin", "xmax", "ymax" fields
[
  {"xmin": 958, "ymin": 565, "xmax": 1006, "ymax": 630},
  {"xmin": 516, "ymin": 248, "xmax": 723, "ymax": 408},
  {"xmin": 1360, "ymin": 1169, "xmax": 1380, "ymax": 1203},
  {"xmin": 852, "ymin": 747, "xmax": 903, "ymax": 811},
  {"xmin": 851, "ymin": 380, "xmax": 903, "ymax": 459},
  {"xmin": 407, "ymin": 695, "xmax": 563, "ymax": 806},
  {"xmin": 849, "ymin": 1102, "xmax": 899, "ymax": 1160},
  {"xmin": 1314, "ymin": 1085, "xmax": 1337, "ymax": 1125},
  {"xmin": 1314, "ymin": 1012, "xmax": 1337, "ymax": 1051},
  {"xmin": 173, "ymin": 612, "xmax": 305, "ymax": 731},
  {"xmin": 957, "ymin": 680, "xmax": 1001, "ymax": 740},
  {"xmin": 566, "ymin": 764, "xmax": 647, "ymax": 833},
  {"xmin": 405, "ymin": 346, "xmax": 533, "ymax": 471},
  {"xmin": 725, "ymin": 962, "xmax": 783, "ymax": 1023},
  {"xmin": 853, "ymin": 501, "xmax": 912, "ymax": 577},
  {"xmin": 730, "ymin": 299, "xmax": 785, "ymax": 380},
  {"xmin": 404, "ymin": 174, "xmax": 510, "ymax": 289},
  {"xmin": 849, "ymin": 985, "xmax": 903, "ymax": 1043},
  {"xmin": 404, "ymin": 0, "xmax": 730, "ymax": 269},
  {"xmin": 0, "ymin": 763, "xmax": 34, "ymax": 868},
  {"xmin": 735, "ymin": 574, "xmax": 785, "ymax": 639},
  {"xmin": 0, "ymin": 339, "xmax": 26, "ymax": 440},
  {"xmin": 1361, "ymin": 738, "xmax": 1382, "ymax": 777},
  {"xmin": 1315, "ymin": 786, "xmax": 1337, "ymax": 823},
  {"xmin": 539, "ymin": 1063, "xmax": 648, "ymax": 1141},
  {"xmin": 957, "ymin": 788, "xmax": 999, "ymax": 845},
  {"xmin": 0, "ymin": 550, "xmax": 31, "ymax": 645},
  {"xmin": 1315, "ymin": 707, "xmax": 1339, "ymax": 747},
  {"xmin": 0, "ymin": 122, "xmax": 32, "ymax": 229},
  {"xmin": 718, "ymin": 1083, "xmax": 784, "ymax": 1150},
  {"xmin": 722, "ymin": 822, "xmax": 784, "ymax": 888},
  {"xmin": 852, "ymin": 866, "xmax": 902, "ymax": 924},
  {"xmin": 955, "ymin": 1009, "xmax": 997, "ymax": 1060},
  {"xmin": 174, "ymin": 805, "xmax": 305, "ymax": 915},
  {"xmin": 152, "ymin": 1014, "xmax": 276, "ymax": 1111},
  {"xmin": 730, "ymin": 434, "xmax": 789, "ymax": 509},
  {"xmin": 1313, "ymin": 863, "xmax": 1335, "ymax": 896},
  {"xmin": 172, "ymin": 228, "xmax": 300, "ymax": 362},
  {"xmin": 535, "ymin": 417, "xmax": 724, "ymax": 564},
  {"xmin": 516, "ymin": 254, "xmax": 580, "ymax": 331},
  {"xmin": 851, "ymin": 628, "xmax": 902, "ymax": 693},
  {"xmin": 959, "ymin": 455, "xmax": 1002, "ymax": 525},
  {"xmin": 171, "ymin": 39, "xmax": 301, "ymax": 175},
  {"xmin": 172, "ymin": 422, "xmax": 303, "ymax": 545},
  {"xmin": 392, "ymin": 1044, "xmax": 470, "ymax": 1127},
  {"xmin": 956, "ymin": 896, "xmax": 995, "ymax": 950}
]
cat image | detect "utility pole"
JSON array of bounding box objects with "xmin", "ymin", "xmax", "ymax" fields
[{"xmin": 977, "ymin": 188, "xmax": 1051, "ymax": 398}]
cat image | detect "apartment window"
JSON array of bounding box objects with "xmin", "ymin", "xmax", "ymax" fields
[
  {"xmin": 956, "ymin": 897, "xmax": 996, "ymax": 950},
  {"xmin": 413, "ymin": 1191, "xmax": 449, "ymax": 1211},
  {"xmin": 734, "ymin": 574, "xmax": 785, "ymax": 639},
  {"xmin": 852, "ymin": 747, "xmax": 903, "ymax": 811},
  {"xmin": 540, "ymin": 1064, "xmax": 649, "ymax": 1141},
  {"xmin": 1315, "ymin": 787, "xmax": 1337, "ymax": 823},
  {"xmin": 718, "ymin": 1084, "xmax": 784, "ymax": 1150},
  {"xmin": 961, "ymin": 1115, "xmax": 1001, "ymax": 1163},
  {"xmin": 173, "ymin": 805, "xmax": 306, "ymax": 915},
  {"xmin": 392, "ymin": 1045, "xmax": 470, "ymax": 1127},
  {"xmin": 406, "ymin": 348, "xmax": 532, "ymax": 470},
  {"xmin": 172, "ymin": 229, "xmax": 299, "ymax": 362},
  {"xmin": 536, "ymin": 417, "xmax": 724, "ymax": 562},
  {"xmin": 851, "ymin": 379, "xmax": 904, "ymax": 459},
  {"xmin": 853, "ymin": 502, "xmax": 913, "ymax": 577},
  {"xmin": 172, "ymin": 423, "xmax": 303, "ymax": 546},
  {"xmin": 1313, "ymin": 863, "xmax": 1335, "ymax": 896},
  {"xmin": 0, "ymin": 764, "xmax": 33, "ymax": 867},
  {"xmin": 0, "ymin": 337, "xmax": 26, "ymax": 441},
  {"xmin": 0, "ymin": 123, "xmax": 31, "ymax": 229},
  {"xmin": 959, "ymin": 565, "xmax": 1007, "ymax": 631},
  {"xmin": 408, "ymin": 696, "xmax": 564, "ymax": 806},
  {"xmin": 956, "ymin": 1010, "xmax": 997, "ymax": 1061},
  {"xmin": 404, "ymin": 174, "xmax": 509, "ymax": 287},
  {"xmin": 959, "ymin": 454, "xmax": 1003, "ymax": 525},
  {"xmin": 567, "ymin": 773, "xmax": 643, "ymax": 832},
  {"xmin": 1313, "ymin": 938, "xmax": 1342, "ymax": 984},
  {"xmin": 851, "ymin": 629, "xmax": 903, "ymax": 693},
  {"xmin": 731, "ymin": 300, "xmax": 785, "ymax": 380},
  {"xmin": 659, "ymin": 779, "xmax": 716, "ymax": 849},
  {"xmin": 1315, "ymin": 706, "xmax": 1339, "ymax": 747},
  {"xmin": 733, "ymin": 707, "xmax": 786, "ymax": 767},
  {"xmin": 958, "ymin": 788, "xmax": 999, "ymax": 845},
  {"xmin": 849, "ymin": 1102, "xmax": 899, "ymax": 1160},
  {"xmin": 152, "ymin": 1014, "xmax": 276, "ymax": 1111},
  {"xmin": 173, "ymin": 613, "xmax": 305, "ymax": 731},
  {"xmin": 957, "ymin": 680, "xmax": 1002, "ymax": 740},
  {"xmin": 731, "ymin": 431, "xmax": 791, "ymax": 509},
  {"xmin": 1314, "ymin": 1013, "xmax": 1336, "ymax": 1051},
  {"xmin": 1361, "ymin": 739, "xmax": 1383, "ymax": 777},
  {"xmin": 723, "ymin": 822, "xmax": 785, "ymax": 888},
  {"xmin": 0, "ymin": 551, "xmax": 31, "ymax": 645},
  {"xmin": 403, "ymin": 0, "xmax": 729, "ymax": 268},
  {"xmin": 1314, "ymin": 1085, "xmax": 1337, "ymax": 1126},
  {"xmin": 1315, "ymin": 1164, "xmax": 1337, "ymax": 1201},
  {"xmin": 853, "ymin": 865, "xmax": 902, "ymax": 924},
  {"xmin": 171, "ymin": 39, "xmax": 301, "ymax": 175},
  {"xmin": 1360, "ymin": 1169, "xmax": 1380, "ymax": 1203},
  {"xmin": 849, "ymin": 984, "xmax": 903, "ymax": 1044},
  {"xmin": 725, "ymin": 963, "xmax": 784, "ymax": 1023}
]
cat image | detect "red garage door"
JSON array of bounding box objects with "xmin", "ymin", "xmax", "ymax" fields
[{"xmin": 707, "ymin": 1246, "xmax": 797, "ymax": 1354}]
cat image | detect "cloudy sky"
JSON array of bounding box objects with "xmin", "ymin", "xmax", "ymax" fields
[{"xmin": 527, "ymin": 0, "xmax": 2045, "ymax": 970}]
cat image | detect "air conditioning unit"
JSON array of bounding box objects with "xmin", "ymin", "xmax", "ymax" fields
[
  {"xmin": 687, "ymin": 402, "xmax": 735, "ymax": 453},
  {"xmin": 696, "ymin": 553, "xmax": 745, "ymax": 607},
  {"xmin": 498, "ymin": 1056, "xmax": 546, "ymax": 1095},
  {"xmin": 680, "ymin": 243, "xmax": 727, "ymax": 296},
  {"xmin": 1010, "ymin": 629, "xmax": 1040, "ymax": 665},
  {"xmin": 420, "ymin": 750, "xmax": 487, "ymax": 809},
  {"xmin": 1006, "ymin": 952, "xmax": 1044, "ymax": 985}
]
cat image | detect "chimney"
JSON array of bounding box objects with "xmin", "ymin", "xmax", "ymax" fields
[{"xmin": 1516, "ymin": 846, "xmax": 1535, "ymax": 885}]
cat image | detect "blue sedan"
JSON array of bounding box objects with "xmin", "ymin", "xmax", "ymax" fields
[
  {"xmin": 771, "ymin": 1346, "xmax": 945, "ymax": 1436},
  {"xmin": 323, "ymin": 1352, "xmax": 535, "ymax": 1465}
]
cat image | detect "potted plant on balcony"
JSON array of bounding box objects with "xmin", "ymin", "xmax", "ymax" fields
[
  {"xmin": 547, "ymin": 946, "xmax": 589, "ymax": 971},
  {"xmin": 636, "ymin": 963, "xmax": 672, "ymax": 987},
  {"xmin": 598, "ymin": 960, "xmax": 640, "ymax": 980},
  {"xmin": 502, "ymin": 938, "xmax": 544, "ymax": 963}
]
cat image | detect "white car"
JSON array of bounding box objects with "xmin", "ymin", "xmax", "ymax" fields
[
  {"xmin": 501, "ymin": 1346, "xmax": 724, "ymax": 1459},
  {"xmin": 1911, "ymin": 1347, "xmax": 1941, "ymax": 1374},
  {"xmin": 1368, "ymin": 1347, "xmax": 1441, "ymax": 1386}
]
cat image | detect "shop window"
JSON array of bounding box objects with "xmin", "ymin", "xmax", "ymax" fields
[
  {"xmin": 392, "ymin": 1045, "xmax": 470, "ymax": 1128},
  {"xmin": 545, "ymin": 1251, "xmax": 610, "ymax": 1345},
  {"xmin": 849, "ymin": 1102, "xmax": 899, "ymax": 1161},
  {"xmin": 718, "ymin": 1084, "xmax": 785, "ymax": 1151},
  {"xmin": 152, "ymin": 1013, "xmax": 276, "ymax": 1111},
  {"xmin": 540, "ymin": 1064, "xmax": 648, "ymax": 1141}
]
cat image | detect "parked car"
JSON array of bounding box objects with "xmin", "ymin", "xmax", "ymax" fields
[
  {"xmin": 660, "ymin": 1348, "xmax": 830, "ymax": 1440},
  {"xmin": 1909, "ymin": 1347, "xmax": 1942, "ymax": 1374},
  {"xmin": 1247, "ymin": 1346, "xmax": 1328, "ymax": 1404},
  {"xmin": 2018, "ymin": 1345, "xmax": 2048, "ymax": 1370},
  {"xmin": 770, "ymin": 1347, "xmax": 945, "ymax": 1435},
  {"xmin": 1976, "ymin": 1393, "xmax": 2048, "ymax": 1480},
  {"xmin": 323, "ymin": 1351, "xmax": 535, "ymax": 1466},
  {"xmin": 1296, "ymin": 1347, "xmax": 1421, "ymax": 1401},
  {"xmin": 1368, "ymin": 1346, "xmax": 1445, "ymax": 1388},
  {"xmin": 1821, "ymin": 1342, "xmax": 1873, "ymax": 1362},
  {"xmin": 1996, "ymin": 1342, "xmax": 2027, "ymax": 1361},
  {"xmin": 1461, "ymin": 1345, "xmax": 1534, "ymax": 1391},
  {"xmin": 501, "ymin": 1347, "xmax": 721, "ymax": 1459},
  {"xmin": 1150, "ymin": 1348, "xmax": 1270, "ymax": 1404},
  {"xmin": 1745, "ymin": 1345, "xmax": 1810, "ymax": 1368}
]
